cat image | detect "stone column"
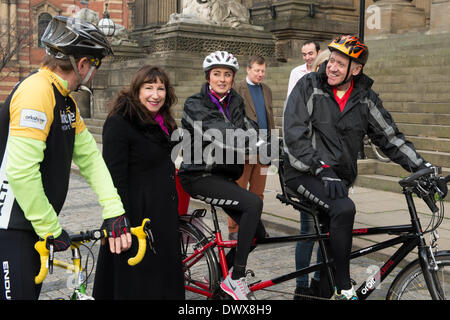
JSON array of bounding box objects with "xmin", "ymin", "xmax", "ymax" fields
[
  {"xmin": 159, "ymin": 0, "xmax": 177, "ymax": 24},
  {"xmin": 365, "ymin": 0, "xmax": 426, "ymax": 36},
  {"xmin": 429, "ymin": 0, "xmax": 450, "ymax": 32},
  {"xmin": 10, "ymin": 0, "xmax": 17, "ymax": 61},
  {"xmin": 0, "ymin": 1, "xmax": 8, "ymax": 38},
  {"xmin": 127, "ymin": 0, "xmax": 135, "ymax": 30}
]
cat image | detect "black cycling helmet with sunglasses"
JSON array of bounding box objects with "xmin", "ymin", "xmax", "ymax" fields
[
  {"xmin": 41, "ymin": 15, "xmax": 113, "ymax": 91},
  {"xmin": 41, "ymin": 15, "xmax": 113, "ymax": 60}
]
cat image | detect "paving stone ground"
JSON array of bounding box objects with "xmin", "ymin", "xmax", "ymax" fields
[{"xmin": 38, "ymin": 174, "xmax": 406, "ymax": 301}]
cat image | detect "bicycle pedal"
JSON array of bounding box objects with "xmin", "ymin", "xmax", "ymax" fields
[
  {"xmin": 192, "ymin": 209, "xmax": 207, "ymax": 218},
  {"xmin": 213, "ymin": 288, "xmax": 233, "ymax": 300},
  {"xmin": 246, "ymin": 269, "xmax": 255, "ymax": 278}
]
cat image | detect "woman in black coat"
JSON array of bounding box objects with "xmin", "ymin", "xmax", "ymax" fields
[{"xmin": 93, "ymin": 65, "xmax": 185, "ymax": 300}]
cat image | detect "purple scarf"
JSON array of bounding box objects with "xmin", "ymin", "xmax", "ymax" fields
[
  {"xmin": 208, "ymin": 86, "xmax": 232, "ymax": 120},
  {"xmin": 154, "ymin": 112, "xmax": 169, "ymax": 135}
]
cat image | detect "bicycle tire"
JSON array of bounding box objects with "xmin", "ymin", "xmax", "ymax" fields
[
  {"xmin": 179, "ymin": 221, "xmax": 221, "ymax": 300},
  {"xmin": 386, "ymin": 251, "xmax": 450, "ymax": 300}
]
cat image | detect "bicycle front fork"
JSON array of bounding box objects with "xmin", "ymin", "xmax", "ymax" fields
[
  {"xmin": 69, "ymin": 246, "xmax": 88, "ymax": 299},
  {"xmin": 418, "ymin": 238, "xmax": 445, "ymax": 299}
]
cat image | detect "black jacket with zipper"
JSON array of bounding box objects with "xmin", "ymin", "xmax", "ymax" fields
[
  {"xmin": 178, "ymin": 83, "xmax": 260, "ymax": 181},
  {"xmin": 283, "ymin": 63, "xmax": 426, "ymax": 186}
]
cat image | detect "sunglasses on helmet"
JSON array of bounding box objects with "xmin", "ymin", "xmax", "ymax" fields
[{"xmin": 89, "ymin": 57, "xmax": 102, "ymax": 69}]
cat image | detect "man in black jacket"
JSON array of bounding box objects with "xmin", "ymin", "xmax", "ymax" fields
[{"xmin": 283, "ymin": 35, "xmax": 432, "ymax": 299}]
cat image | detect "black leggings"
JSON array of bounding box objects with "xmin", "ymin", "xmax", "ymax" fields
[
  {"xmin": 286, "ymin": 175, "xmax": 356, "ymax": 291},
  {"xmin": 179, "ymin": 174, "xmax": 266, "ymax": 276},
  {"xmin": 0, "ymin": 229, "xmax": 41, "ymax": 300}
]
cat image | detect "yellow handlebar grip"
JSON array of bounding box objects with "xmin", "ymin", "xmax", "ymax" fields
[
  {"xmin": 34, "ymin": 238, "xmax": 50, "ymax": 284},
  {"xmin": 127, "ymin": 218, "xmax": 150, "ymax": 266}
]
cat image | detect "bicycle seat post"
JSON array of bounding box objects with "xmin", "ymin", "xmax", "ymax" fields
[
  {"xmin": 313, "ymin": 212, "xmax": 336, "ymax": 293},
  {"xmin": 210, "ymin": 204, "xmax": 221, "ymax": 233}
]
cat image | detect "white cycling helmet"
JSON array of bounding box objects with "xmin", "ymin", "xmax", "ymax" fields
[{"xmin": 203, "ymin": 51, "xmax": 239, "ymax": 73}]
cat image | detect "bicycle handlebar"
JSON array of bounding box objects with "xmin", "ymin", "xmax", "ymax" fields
[
  {"xmin": 128, "ymin": 219, "xmax": 151, "ymax": 266},
  {"xmin": 34, "ymin": 218, "xmax": 152, "ymax": 284},
  {"xmin": 398, "ymin": 167, "xmax": 449, "ymax": 214},
  {"xmin": 398, "ymin": 167, "xmax": 437, "ymax": 188}
]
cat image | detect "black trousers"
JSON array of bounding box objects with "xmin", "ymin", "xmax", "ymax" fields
[
  {"xmin": 0, "ymin": 229, "xmax": 41, "ymax": 300},
  {"xmin": 286, "ymin": 174, "xmax": 356, "ymax": 291},
  {"xmin": 179, "ymin": 174, "xmax": 267, "ymax": 272}
]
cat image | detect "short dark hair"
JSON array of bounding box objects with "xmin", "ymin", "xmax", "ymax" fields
[
  {"xmin": 302, "ymin": 40, "xmax": 320, "ymax": 53},
  {"xmin": 42, "ymin": 54, "xmax": 81, "ymax": 72},
  {"xmin": 247, "ymin": 55, "xmax": 266, "ymax": 68}
]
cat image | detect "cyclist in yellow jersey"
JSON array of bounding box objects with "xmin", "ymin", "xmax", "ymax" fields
[{"xmin": 0, "ymin": 16, "xmax": 131, "ymax": 300}]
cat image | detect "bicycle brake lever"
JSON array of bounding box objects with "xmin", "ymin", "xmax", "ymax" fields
[
  {"xmin": 415, "ymin": 185, "xmax": 426, "ymax": 198},
  {"xmin": 47, "ymin": 236, "xmax": 55, "ymax": 274},
  {"xmin": 144, "ymin": 227, "xmax": 156, "ymax": 254}
]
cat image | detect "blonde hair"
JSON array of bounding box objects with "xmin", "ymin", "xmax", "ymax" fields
[{"xmin": 312, "ymin": 49, "xmax": 331, "ymax": 72}]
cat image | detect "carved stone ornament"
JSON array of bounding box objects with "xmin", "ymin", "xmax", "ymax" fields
[{"xmin": 169, "ymin": 0, "xmax": 258, "ymax": 29}]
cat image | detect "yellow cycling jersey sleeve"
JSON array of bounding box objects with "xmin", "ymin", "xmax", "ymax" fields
[{"xmin": 9, "ymin": 72, "xmax": 55, "ymax": 141}]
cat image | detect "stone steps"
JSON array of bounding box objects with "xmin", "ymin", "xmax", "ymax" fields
[
  {"xmin": 355, "ymin": 159, "xmax": 450, "ymax": 200},
  {"xmin": 391, "ymin": 112, "xmax": 450, "ymax": 126},
  {"xmin": 385, "ymin": 102, "xmax": 450, "ymax": 114}
]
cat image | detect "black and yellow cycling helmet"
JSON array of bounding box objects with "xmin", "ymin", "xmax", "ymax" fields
[{"xmin": 328, "ymin": 35, "xmax": 368, "ymax": 66}]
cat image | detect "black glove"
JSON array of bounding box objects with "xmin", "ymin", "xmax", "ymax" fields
[
  {"xmin": 102, "ymin": 214, "xmax": 130, "ymax": 239},
  {"xmin": 317, "ymin": 167, "xmax": 348, "ymax": 200},
  {"xmin": 46, "ymin": 229, "xmax": 71, "ymax": 252}
]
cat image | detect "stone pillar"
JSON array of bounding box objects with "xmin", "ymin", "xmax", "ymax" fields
[
  {"xmin": 365, "ymin": 0, "xmax": 426, "ymax": 36},
  {"xmin": 0, "ymin": 1, "xmax": 8, "ymax": 40},
  {"xmin": 9, "ymin": 0, "xmax": 17, "ymax": 61},
  {"xmin": 429, "ymin": 0, "xmax": 450, "ymax": 32},
  {"xmin": 127, "ymin": 0, "xmax": 135, "ymax": 30}
]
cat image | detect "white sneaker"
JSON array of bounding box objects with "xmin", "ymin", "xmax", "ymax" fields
[
  {"xmin": 331, "ymin": 286, "xmax": 358, "ymax": 300},
  {"xmin": 220, "ymin": 274, "xmax": 253, "ymax": 300}
]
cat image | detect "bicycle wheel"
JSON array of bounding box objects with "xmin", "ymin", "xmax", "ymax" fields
[
  {"xmin": 387, "ymin": 252, "xmax": 450, "ymax": 300},
  {"xmin": 179, "ymin": 221, "xmax": 221, "ymax": 300}
]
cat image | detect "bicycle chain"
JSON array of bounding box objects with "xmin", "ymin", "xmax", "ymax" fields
[{"xmin": 259, "ymin": 287, "xmax": 330, "ymax": 300}]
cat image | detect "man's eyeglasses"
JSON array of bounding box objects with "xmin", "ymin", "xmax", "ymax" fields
[{"xmin": 89, "ymin": 58, "xmax": 102, "ymax": 69}]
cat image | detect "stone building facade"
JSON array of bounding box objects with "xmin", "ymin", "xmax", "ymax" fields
[
  {"xmin": 1, "ymin": 0, "xmax": 450, "ymax": 102},
  {"xmin": 0, "ymin": 0, "xmax": 130, "ymax": 102}
]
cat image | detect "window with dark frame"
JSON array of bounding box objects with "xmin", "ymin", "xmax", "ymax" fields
[{"xmin": 38, "ymin": 12, "xmax": 52, "ymax": 48}]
